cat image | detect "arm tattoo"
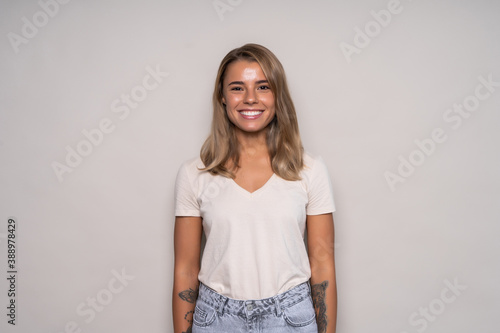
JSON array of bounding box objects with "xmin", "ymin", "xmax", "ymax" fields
[
  {"xmin": 182, "ymin": 311, "xmax": 194, "ymax": 333},
  {"xmin": 179, "ymin": 287, "xmax": 198, "ymax": 303},
  {"xmin": 179, "ymin": 287, "xmax": 198, "ymax": 332},
  {"xmin": 181, "ymin": 310, "xmax": 193, "ymax": 333},
  {"xmin": 311, "ymin": 280, "xmax": 329, "ymax": 333}
]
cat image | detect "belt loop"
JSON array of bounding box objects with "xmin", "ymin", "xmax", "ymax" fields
[
  {"xmin": 274, "ymin": 296, "xmax": 281, "ymax": 316},
  {"xmin": 216, "ymin": 296, "xmax": 222, "ymax": 316},
  {"xmin": 217, "ymin": 296, "xmax": 228, "ymax": 316}
]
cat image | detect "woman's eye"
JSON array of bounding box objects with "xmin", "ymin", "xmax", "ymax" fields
[
  {"xmin": 258, "ymin": 85, "xmax": 270, "ymax": 90},
  {"xmin": 230, "ymin": 87, "xmax": 243, "ymax": 91}
]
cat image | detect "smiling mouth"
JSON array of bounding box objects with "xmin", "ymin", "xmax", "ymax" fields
[{"xmin": 239, "ymin": 110, "xmax": 263, "ymax": 116}]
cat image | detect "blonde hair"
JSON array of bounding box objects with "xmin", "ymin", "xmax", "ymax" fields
[{"xmin": 200, "ymin": 43, "xmax": 304, "ymax": 180}]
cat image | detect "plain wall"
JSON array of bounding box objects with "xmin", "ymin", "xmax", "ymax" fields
[{"xmin": 1, "ymin": 0, "xmax": 499, "ymax": 332}]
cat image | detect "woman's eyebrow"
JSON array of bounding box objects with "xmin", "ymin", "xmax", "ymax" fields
[
  {"xmin": 228, "ymin": 81, "xmax": 244, "ymax": 86},
  {"xmin": 227, "ymin": 79, "xmax": 269, "ymax": 86}
]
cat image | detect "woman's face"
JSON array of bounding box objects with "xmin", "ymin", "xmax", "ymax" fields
[{"xmin": 222, "ymin": 60, "xmax": 276, "ymax": 135}]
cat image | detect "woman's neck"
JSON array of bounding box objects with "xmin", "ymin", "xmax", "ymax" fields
[{"xmin": 235, "ymin": 128, "xmax": 269, "ymax": 157}]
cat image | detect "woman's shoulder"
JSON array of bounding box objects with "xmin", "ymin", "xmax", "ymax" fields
[
  {"xmin": 299, "ymin": 151, "xmax": 332, "ymax": 184},
  {"xmin": 302, "ymin": 151, "xmax": 327, "ymax": 171},
  {"xmin": 177, "ymin": 156, "xmax": 206, "ymax": 178}
]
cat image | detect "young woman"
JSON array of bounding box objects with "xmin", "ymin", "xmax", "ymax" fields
[{"xmin": 173, "ymin": 43, "xmax": 337, "ymax": 333}]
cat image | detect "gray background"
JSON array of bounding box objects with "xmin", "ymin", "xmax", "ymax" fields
[{"xmin": 1, "ymin": 0, "xmax": 499, "ymax": 332}]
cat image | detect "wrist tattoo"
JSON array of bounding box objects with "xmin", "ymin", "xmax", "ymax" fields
[
  {"xmin": 184, "ymin": 310, "xmax": 194, "ymax": 322},
  {"xmin": 179, "ymin": 287, "xmax": 198, "ymax": 333},
  {"xmin": 181, "ymin": 309, "xmax": 193, "ymax": 333},
  {"xmin": 179, "ymin": 287, "xmax": 198, "ymax": 303},
  {"xmin": 312, "ymin": 280, "xmax": 329, "ymax": 333}
]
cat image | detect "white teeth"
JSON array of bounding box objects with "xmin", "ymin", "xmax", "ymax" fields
[{"xmin": 240, "ymin": 111, "xmax": 263, "ymax": 116}]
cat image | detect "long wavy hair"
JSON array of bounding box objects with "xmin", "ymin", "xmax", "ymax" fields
[{"xmin": 200, "ymin": 43, "xmax": 304, "ymax": 180}]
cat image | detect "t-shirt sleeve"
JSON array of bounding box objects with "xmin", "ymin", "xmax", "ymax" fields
[
  {"xmin": 174, "ymin": 162, "xmax": 201, "ymax": 217},
  {"xmin": 306, "ymin": 156, "xmax": 336, "ymax": 215}
]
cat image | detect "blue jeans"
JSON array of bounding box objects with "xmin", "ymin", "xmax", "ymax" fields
[{"xmin": 192, "ymin": 282, "xmax": 318, "ymax": 332}]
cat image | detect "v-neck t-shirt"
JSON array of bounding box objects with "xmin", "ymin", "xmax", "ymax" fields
[{"xmin": 174, "ymin": 152, "xmax": 336, "ymax": 300}]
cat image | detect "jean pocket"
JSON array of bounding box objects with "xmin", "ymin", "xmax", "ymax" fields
[
  {"xmin": 193, "ymin": 301, "xmax": 217, "ymax": 327},
  {"xmin": 283, "ymin": 296, "xmax": 317, "ymax": 327}
]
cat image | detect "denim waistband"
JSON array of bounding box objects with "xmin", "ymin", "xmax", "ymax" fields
[{"xmin": 197, "ymin": 282, "xmax": 311, "ymax": 318}]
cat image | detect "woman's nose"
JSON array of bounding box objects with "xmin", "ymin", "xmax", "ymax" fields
[{"xmin": 244, "ymin": 89, "xmax": 257, "ymax": 104}]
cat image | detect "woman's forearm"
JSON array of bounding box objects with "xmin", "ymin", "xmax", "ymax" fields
[{"xmin": 172, "ymin": 216, "xmax": 202, "ymax": 332}]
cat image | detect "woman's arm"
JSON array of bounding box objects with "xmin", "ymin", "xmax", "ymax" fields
[
  {"xmin": 307, "ymin": 213, "xmax": 337, "ymax": 333},
  {"xmin": 173, "ymin": 216, "xmax": 203, "ymax": 333}
]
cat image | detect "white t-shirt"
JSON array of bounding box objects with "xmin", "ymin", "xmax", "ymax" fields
[{"xmin": 174, "ymin": 152, "xmax": 336, "ymax": 300}]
